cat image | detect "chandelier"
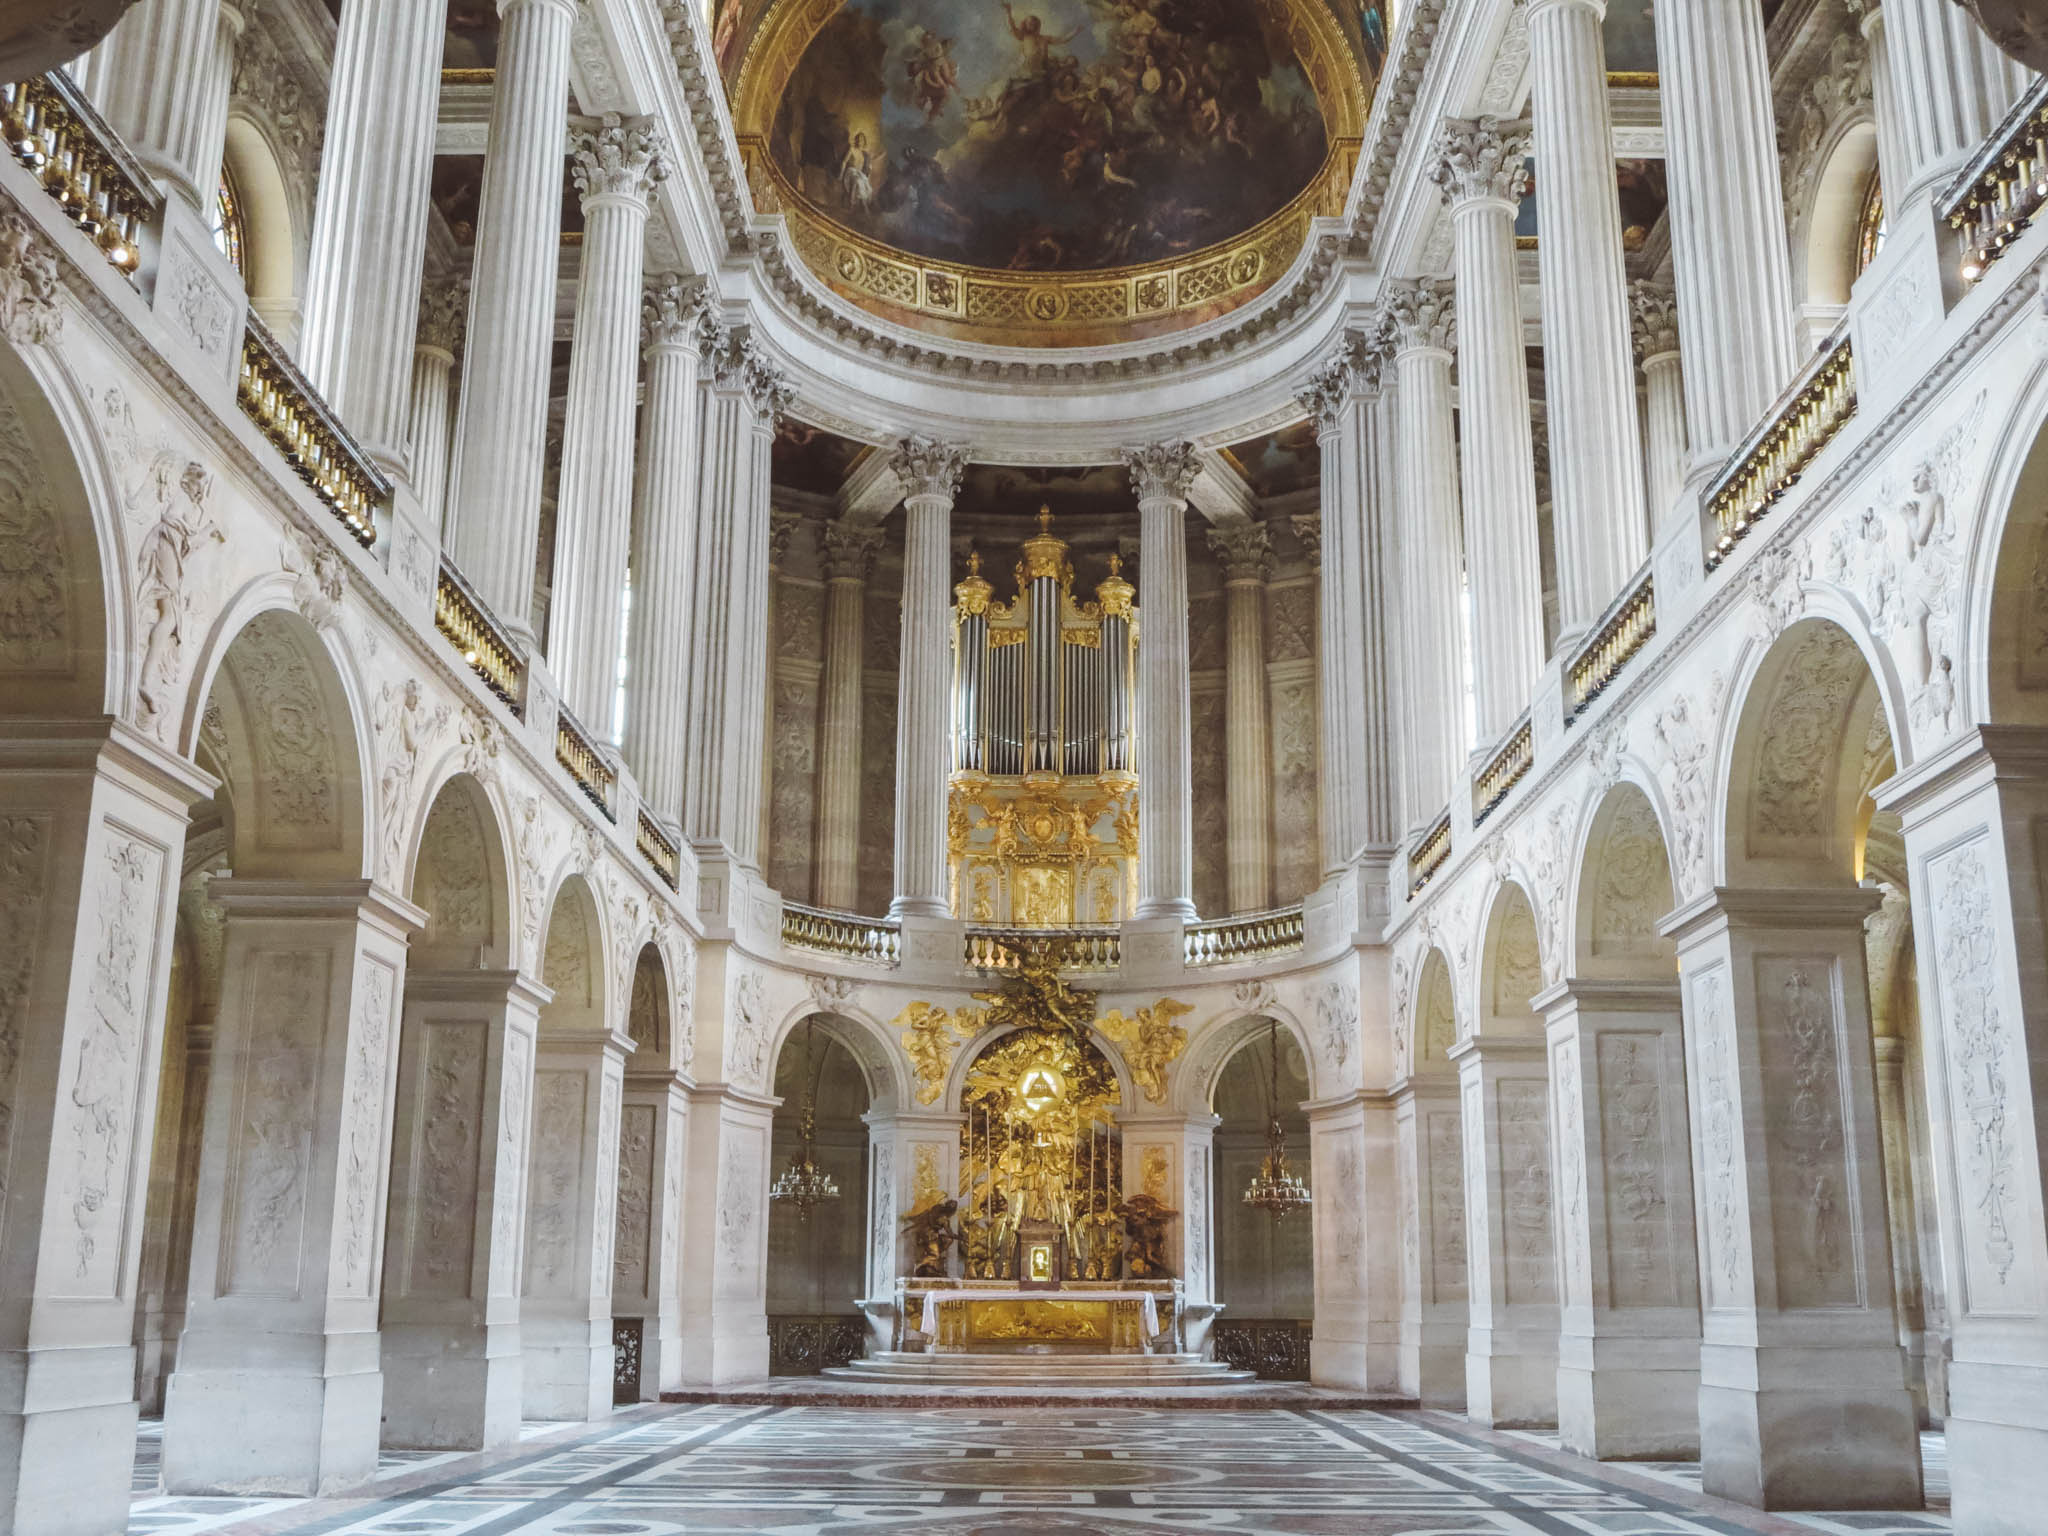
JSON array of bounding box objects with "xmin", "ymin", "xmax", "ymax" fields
[
  {"xmin": 770, "ymin": 1020, "xmax": 841, "ymax": 1220},
  {"xmin": 1242, "ymin": 1019, "xmax": 1311, "ymax": 1218}
]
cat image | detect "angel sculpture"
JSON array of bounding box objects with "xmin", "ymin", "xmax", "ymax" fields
[
  {"xmin": 1095, "ymin": 997, "xmax": 1193, "ymax": 1105},
  {"xmin": 903, "ymin": 1197, "xmax": 959, "ymax": 1278},
  {"xmin": 1116, "ymin": 1192, "xmax": 1177, "ymax": 1279},
  {"xmin": 898, "ymin": 1001, "xmax": 972, "ymax": 1104}
]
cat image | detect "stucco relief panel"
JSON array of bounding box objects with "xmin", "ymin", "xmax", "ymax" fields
[
  {"xmin": 224, "ymin": 947, "xmax": 328, "ymax": 1297},
  {"xmin": 524, "ymin": 1069, "xmax": 588, "ymax": 1298},
  {"xmin": 1597, "ymin": 1031, "xmax": 1680, "ymax": 1308},
  {"xmin": 405, "ymin": 1019, "xmax": 484, "ymax": 1297},
  {"xmin": 1755, "ymin": 955, "xmax": 1858, "ymax": 1309}
]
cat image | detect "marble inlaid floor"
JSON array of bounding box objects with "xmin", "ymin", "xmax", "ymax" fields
[{"xmin": 128, "ymin": 1406, "xmax": 1950, "ymax": 1536}]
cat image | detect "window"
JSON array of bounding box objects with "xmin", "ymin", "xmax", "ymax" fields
[
  {"xmin": 208, "ymin": 164, "xmax": 246, "ymax": 274},
  {"xmin": 1855, "ymin": 171, "xmax": 1886, "ymax": 277}
]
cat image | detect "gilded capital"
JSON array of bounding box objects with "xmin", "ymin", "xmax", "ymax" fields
[
  {"xmin": 824, "ymin": 517, "xmax": 886, "ymax": 581},
  {"xmin": 641, "ymin": 274, "xmax": 707, "ymax": 350},
  {"xmin": 1119, "ymin": 440, "xmax": 1200, "ymax": 505},
  {"xmin": 1427, "ymin": 116, "xmax": 1532, "ymax": 208},
  {"xmin": 1206, "ymin": 521, "xmax": 1273, "ymax": 583},
  {"xmin": 891, "ymin": 434, "xmax": 970, "ymax": 503},
  {"xmin": 416, "ymin": 275, "xmax": 467, "ymax": 356},
  {"xmin": 1383, "ymin": 277, "xmax": 1457, "ymax": 356},
  {"xmin": 569, "ymin": 112, "xmax": 668, "ymax": 203},
  {"xmin": 1629, "ymin": 279, "xmax": 1682, "ymax": 362}
]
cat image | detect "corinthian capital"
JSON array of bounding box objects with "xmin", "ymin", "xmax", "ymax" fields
[
  {"xmin": 1629, "ymin": 279, "xmax": 1681, "ymax": 362},
  {"xmin": 569, "ymin": 113, "xmax": 668, "ymax": 204},
  {"xmin": 824, "ymin": 518, "xmax": 886, "ymax": 580},
  {"xmin": 1297, "ymin": 327, "xmax": 1387, "ymax": 432},
  {"xmin": 1382, "ymin": 277, "xmax": 1457, "ymax": 355},
  {"xmin": 416, "ymin": 275, "xmax": 468, "ymax": 355},
  {"xmin": 890, "ymin": 435, "xmax": 970, "ymax": 503},
  {"xmin": 1206, "ymin": 521, "xmax": 1273, "ymax": 583},
  {"xmin": 641, "ymin": 273, "xmax": 707, "ymax": 349},
  {"xmin": 701, "ymin": 321, "xmax": 792, "ymax": 421},
  {"xmin": 1120, "ymin": 440, "xmax": 1200, "ymax": 504},
  {"xmin": 1427, "ymin": 116, "xmax": 1532, "ymax": 208}
]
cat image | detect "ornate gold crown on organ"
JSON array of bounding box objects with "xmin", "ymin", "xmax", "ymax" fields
[{"xmin": 948, "ymin": 508, "xmax": 1139, "ymax": 927}]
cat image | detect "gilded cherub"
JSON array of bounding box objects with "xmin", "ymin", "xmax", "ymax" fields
[
  {"xmin": 898, "ymin": 1001, "xmax": 974, "ymax": 1105},
  {"xmin": 1096, "ymin": 997, "xmax": 1193, "ymax": 1104}
]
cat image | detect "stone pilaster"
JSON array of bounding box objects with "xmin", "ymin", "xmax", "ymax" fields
[
  {"xmin": 1629, "ymin": 281, "xmax": 1689, "ymax": 533},
  {"xmin": 1309, "ymin": 1092, "xmax": 1402, "ymax": 1392},
  {"xmin": 443, "ymin": 0, "xmax": 578, "ymax": 641},
  {"xmin": 889, "ymin": 436, "xmax": 970, "ymax": 919},
  {"xmin": 1122, "ymin": 440, "xmax": 1200, "ymax": 921},
  {"xmin": 379, "ymin": 970, "xmax": 547, "ymax": 1449},
  {"xmin": 296, "ymin": 0, "xmax": 445, "ymax": 472},
  {"xmin": 1383, "ymin": 281, "xmax": 1467, "ymax": 829},
  {"xmin": 548, "ymin": 115, "xmax": 667, "ymax": 730},
  {"xmin": 1393, "ymin": 1075, "xmax": 1468, "ymax": 1407},
  {"xmin": 1207, "ymin": 521, "xmax": 1274, "ymax": 915},
  {"xmin": 1525, "ymin": 0, "xmax": 1649, "ymax": 632},
  {"xmin": 676, "ymin": 1084, "xmax": 778, "ymax": 1384},
  {"xmin": 83, "ymin": 0, "xmax": 242, "ymax": 212},
  {"xmin": 163, "ymin": 880, "xmax": 423, "ymax": 1494},
  {"xmin": 1866, "ymin": 0, "xmax": 2030, "ymax": 211},
  {"xmin": 681, "ymin": 320, "xmax": 790, "ymax": 880},
  {"xmin": 1537, "ymin": 979, "xmax": 1702, "ymax": 1460},
  {"xmin": 1654, "ymin": 0, "xmax": 1802, "ymax": 476},
  {"xmin": 407, "ymin": 277, "xmax": 465, "ymax": 536},
  {"xmin": 1448, "ymin": 1034, "xmax": 1558, "ymax": 1428},
  {"xmin": 1430, "ymin": 116, "xmax": 1546, "ymax": 736},
  {"xmin": 816, "ymin": 519, "xmax": 883, "ymax": 911},
  {"xmin": 1661, "ymin": 887, "xmax": 1920, "ymax": 1510},
  {"xmin": 623, "ymin": 277, "xmax": 706, "ymax": 824}
]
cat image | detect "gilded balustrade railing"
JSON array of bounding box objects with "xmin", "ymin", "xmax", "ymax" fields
[
  {"xmin": 238, "ymin": 313, "xmax": 388, "ymax": 547},
  {"xmin": 635, "ymin": 810, "xmax": 681, "ymax": 891},
  {"xmin": 1946, "ymin": 75, "xmax": 2048, "ymax": 286},
  {"xmin": 1184, "ymin": 906, "xmax": 1305, "ymax": 967},
  {"xmin": 1, "ymin": 74, "xmax": 157, "ymax": 280},
  {"xmin": 1567, "ymin": 568, "xmax": 1656, "ymax": 721},
  {"xmin": 1408, "ymin": 812, "xmax": 1452, "ymax": 897},
  {"xmin": 964, "ymin": 926, "xmax": 1121, "ymax": 973},
  {"xmin": 1704, "ymin": 333, "xmax": 1857, "ymax": 569},
  {"xmin": 554, "ymin": 703, "xmax": 615, "ymax": 820},
  {"xmin": 782, "ymin": 903, "xmax": 902, "ymax": 966},
  {"xmin": 1472, "ymin": 714, "xmax": 1534, "ymax": 825},
  {"xmin": 434, "ymin": 556, "xmax": 524, "ymax": 709}
]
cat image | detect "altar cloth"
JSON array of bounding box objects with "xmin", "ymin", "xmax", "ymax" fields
[{"xmin": 918, "ymin": 1288, "xmax": 1161, "ymax": 1338}]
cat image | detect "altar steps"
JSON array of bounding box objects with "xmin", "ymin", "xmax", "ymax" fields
[{"xmin": 822, "ymin": 1351, "xmax": 1259, "ymax": 1387}]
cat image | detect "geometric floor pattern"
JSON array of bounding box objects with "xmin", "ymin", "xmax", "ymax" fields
[{"xmin": 129, "ymin": 1406, "xmax": 1950, "ymax": 1536}]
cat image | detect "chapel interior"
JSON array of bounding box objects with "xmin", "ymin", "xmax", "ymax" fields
[{"xmin": 0, "ymin": 0, "xmax": 2044, "ymax": 1532}]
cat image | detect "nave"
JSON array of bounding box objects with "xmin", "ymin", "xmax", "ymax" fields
[{"xmin": 129, "ymin": 1404, "xmax": 1947, "ymax": 1536}]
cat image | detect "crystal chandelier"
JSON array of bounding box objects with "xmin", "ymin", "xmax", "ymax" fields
[
  {"xmin": 1242, "ymin": 1019, "xmax": 1311, "ymax": 1218},
  {"xmin": 770, "ymin": 1020, "xmax": 841, "ymax": 1220}
]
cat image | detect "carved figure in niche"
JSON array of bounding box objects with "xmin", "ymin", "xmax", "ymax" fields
[
  {"xmin": 903, "ymin": 1196, "xmax": 958, "ymax": 1277},
  {"xmin": 134, "ymin": 460, "xmax": 221, "ymax": 734},
  {"xmin": 1116, "ymin": 1192, "xmax": 1177, "ymax": 1278}
]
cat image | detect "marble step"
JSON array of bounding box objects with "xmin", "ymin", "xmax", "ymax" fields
[{"xmin": 825, "ymin": 1353, "xmax": 1259, "ymax": 1386}]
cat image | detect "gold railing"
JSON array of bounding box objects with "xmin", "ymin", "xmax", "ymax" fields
[
  {"xmin": 238, "ymin": 314, "xmax": 387, "ymax": 547},
  {"xmin": 1704, "ymin": 334, "xmax": 1856, "ymax": 569},
  {"xmin": 1, "ymin": 74, "xmax": 157, "ymax": 280},
  {"xmin": 434, "ymin": 556, "xmax": 524, "ymax": 710},
  {"xmin": 636, "ymin": 809, "xmax": 680, "ymax": 890},
  {"xmin": 1408, "ymin": 812, "xmax": 1451, "ymax": 897},
  {"xmin": 965, "ymin": 926, "xmax": 1121, "ymax": 973},
  {"xmin": 1946, "ymin": 75, "xmax": 2048, "ymax": 286},
  {"xmin": 1184, "ymin": 906, "xmax": 1305, "ymax": 968},
  {"xmin": 1472, "ymin": 714, "xmax": 1534, "ymax": 825},
  {"xmin": 1567, "ymin": 568, "xmax": 1656, "ymax": 720},
  {"xmin": 781, "ymin": 903, "xmax": 901, "ymax": 966},
  {"xmin": 554, "ymin": 704, "xmax": 615, "ymax": 821}
]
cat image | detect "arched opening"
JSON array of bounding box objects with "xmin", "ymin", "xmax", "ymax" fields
[
  {"xmin": 1797, "ymin": 120, "xmax": 1879, "ymax": 351},
  {"xmin": 1398, "ymin": 947, "xmax": 1467, "ymax": 1409},
  {"xmin": 1209, "ymin": 1018, "xmax": 1313, "ymax": 1379},
  {"xmin": 766, "ymin": 1017, "xmax": 870, "ymax": 1374},
  {"xmin": 220, "ymin": 115, "xmax": 303, "ymax": 342},
  {"xmin": 614, "ymin": 940, "xmax": 682, "ymax": 1402}
]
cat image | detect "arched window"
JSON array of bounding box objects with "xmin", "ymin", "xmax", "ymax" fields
[
  {"xmin": 1856, "ymin": 170, "xmax": 1886, "ymax": 277},
  {"xmin": 208, "ymin": 163, "xmax": 246, "ymax": 274}
]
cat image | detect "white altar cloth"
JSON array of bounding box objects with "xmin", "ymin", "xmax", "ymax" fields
[{"xmin": 917, "ymin": 1289, "xmax": 1161, "ymax": 1338}]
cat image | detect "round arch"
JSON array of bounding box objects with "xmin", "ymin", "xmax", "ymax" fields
[
  {"xmin": 1972, "ymin": 366, "xmax": 2048, "ymax": 729},
  {"xmin": 220, "ymin": 112, "xmax": 305, "ymax": 333},
  {"xmin": 537, "ymin": 871, "xmax": 609, "ymax": 1035},
  {"xmin": 1409, "ymin": 947, "xmax": 1459, "ymax": 1074},
  {"xmin": 1793, "ymin": 116, "xmax": 1879, "ymax": 335},
  {"xmin": 1177, "ymin": 1003, "xmax": 1315, "ymax": 1118},
  {"xmin": 1476, "ymin": 879, "xmax": 1544, "ymax": 1034},
  {"xmin": 769, "ymin": 1001, "xmax": 907, "ymax": 1116},
  {"xmin": 1569, "ymin": 779, "xmax": 1678, "ymax": 980},
  {"xmin": 407, "ymin": 770, "xmax": 513, "ymax": 970}
]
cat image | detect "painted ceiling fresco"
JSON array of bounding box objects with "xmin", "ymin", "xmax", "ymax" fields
[
  {"xmin": 772, "ymin": 420, "xmax": 874, "ymax": 493},
  {"xmin": 757, "ymin": 0, "xmax": 1332, "ymax": 272},
  {"xmin": 1222, "ymin": 420, "xmax": 1320, "ymax": 499}
]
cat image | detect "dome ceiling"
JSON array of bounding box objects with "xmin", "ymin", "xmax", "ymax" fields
[{"xmin": 724, "ymin": 0, "xmax": 1375, "ymax": 346}]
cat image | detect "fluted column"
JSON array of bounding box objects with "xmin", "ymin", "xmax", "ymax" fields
[
  {"xmin": 1654, "ymin": 0, "xmax": 1801, "ymax": 475},
  {"xmin": 1866, "ymin": 0, "xmax": 2030, "ymax": 210},
  {"xmin": 443, "ymin": 0, "xmax": 578, "ymax": 640},
  {"xmin": 816, "ymin": 519, "xmax": 883, "ymax": 910},
  {"xmin": 682, "ymin": 321, "xmax": 789, "ymax": 870},
  {"xmin": 1630, "ymin": 282, "xmax": 1690, "ymax": 531},
  {"xmin": 623, "ymin": 278, "xmax": 706, "ymax": 823},
  {"xmin": 295, "ymin": 0, "xmax": 444, "ymax": 471},
  {"xmin": 1300, "ymin": 335, "xmax": 1398, "ymax": 874},
  {"xmin": 1122, "ymin": 442, "xmax": 1200, "ymax": 921},
  {"xmin": 548, "ymin": 115, "xmax": 666, "ymax": 731},
  {"xmin": 1385, "ymin": 281, "xmax": 1468, "ymax": 828},
  {"xmin": 1431, "ymin": 117, "xmax": 1545, "ymax": 737},
  {"xmin": 83, "ymin": 0, "xmax": 241, "ymax": 212},
  {"xmin": 1525, "ymin": 0, "xmax": 1648, "ymax": 632},
  {"xmin": 407, "ymin": 278, "xmax": 465, "ymax": 535},
  {"xmin": 1207, "ymin": 523, "xmax": 1274, "ymax": 914},
  {"xmin": 890, "ymin": 437, "xmax": 970, "ymax": 919}
]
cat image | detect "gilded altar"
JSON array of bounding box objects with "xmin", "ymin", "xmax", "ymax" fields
[{"xmin": 897, "ymin": 1277, "xmax": 1183, "ymax": 1355}]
